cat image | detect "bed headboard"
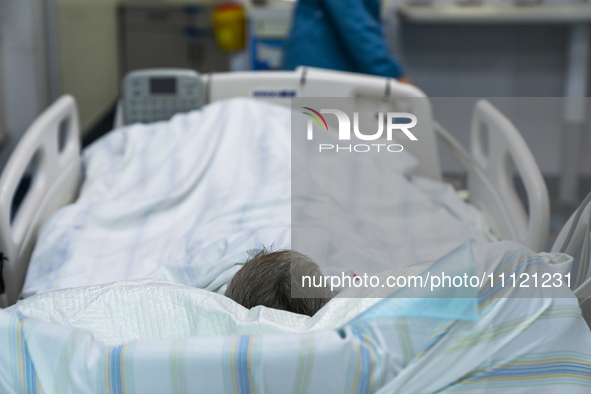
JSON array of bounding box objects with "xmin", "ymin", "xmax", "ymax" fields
[
  {"xmin": 0, "ymin": 95, "xmax": 81, "ymax": 307},
  {"xmin": 207, "ymin": 67, "xmax": 442, "ymax": 181}
]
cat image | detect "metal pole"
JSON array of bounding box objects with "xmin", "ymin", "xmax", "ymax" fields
[{"xmin": 561, "ymin": 23, "xmax": 590, "ymax": 205}]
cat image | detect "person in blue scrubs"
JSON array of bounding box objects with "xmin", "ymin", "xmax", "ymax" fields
[{"xmin": 282, "ymin": 0, "xmax": 411, "ymax": 82}]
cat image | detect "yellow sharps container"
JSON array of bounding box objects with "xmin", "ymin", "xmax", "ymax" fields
[{"xmin": 212, "ymin": 3, "xmax": 246, "ymax": 51}]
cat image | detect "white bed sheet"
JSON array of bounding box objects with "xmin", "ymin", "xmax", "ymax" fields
[{"xmin": 22, "ymin": 98, "xmax": 495, "ymax": 297}]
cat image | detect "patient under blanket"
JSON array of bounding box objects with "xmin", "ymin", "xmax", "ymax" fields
[
  {"xmin": 3, "ymin": 241, "xmax": 591, "ymax": 393},
  {"xmin": 22, "ymin": 98, "xmax": 494, "ymax": 298},
  {"xmin": 7, "ymin": 98, "xmax": 589, "ymax": 392}
]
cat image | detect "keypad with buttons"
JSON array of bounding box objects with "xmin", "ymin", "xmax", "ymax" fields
[{"xmin": 122, "ymin": 69, "xmax": 206, "ymax": 125}]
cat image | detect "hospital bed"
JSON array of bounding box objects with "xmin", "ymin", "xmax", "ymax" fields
[
  {"xmin": 1, "ymin": 68, "xmax": 590, "ymax": 394},
  {"xmin": 0, "ymin": 67, "xmax": 550, "ymax": 308}
]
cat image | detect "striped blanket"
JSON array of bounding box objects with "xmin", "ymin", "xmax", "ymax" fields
[{"xmin": 1, "ymin": 241, "xmax": 590, "ymax": 393}]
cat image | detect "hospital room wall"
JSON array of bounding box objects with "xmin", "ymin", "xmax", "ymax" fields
[
  {"xmin": 24, "ymin": 0, "xmax": 226, "ymax": 134},
  {"xmin": 389, "ymin": 22, "xmax": 591, "ymax": 179},
  {"xmin": 0, "ymin": 0, "xmax": 120, "ymax": 150},
  {"xmin": 0, "ymin": 0, "xmax": 48, "ymax": 155},
  {"xmin": 0, "ymin": 0, "xmax": 120, "ymax": 145},
  {"xmin": 53, "ymin": 0, "xmax": 120, "ymax": 133}
]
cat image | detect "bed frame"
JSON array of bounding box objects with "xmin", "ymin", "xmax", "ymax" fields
[{"xmin": 0, "ymin": 67, "xmax": 549, "ymax": 307}]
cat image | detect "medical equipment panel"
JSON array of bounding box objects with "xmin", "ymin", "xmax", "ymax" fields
[{"xmin": 122, "ymin": 69, "xmax": 205, "ymax": 125}]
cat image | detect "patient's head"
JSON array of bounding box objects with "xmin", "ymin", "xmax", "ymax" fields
[{"xmin": 225, "ymin": 249, "xmax": 333, "ymax": 317}]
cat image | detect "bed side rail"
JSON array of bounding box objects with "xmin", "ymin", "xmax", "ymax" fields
[
  {"xmin": 467, "ymin": 100, "xmax": 549, "ymax": 252},
  {"xmin": 0, "ymin": 95, "xmax": 81, "ymax": 307}
]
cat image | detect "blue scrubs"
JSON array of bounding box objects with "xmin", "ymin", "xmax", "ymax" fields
[{"xmin": 282, "ymin": 0, "xmax": 404, "ymax": 78}]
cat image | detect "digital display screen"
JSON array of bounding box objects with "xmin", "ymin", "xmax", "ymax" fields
[{"xmin": 150, "ymin": 77, "xmax": 176, "ymax": 94}]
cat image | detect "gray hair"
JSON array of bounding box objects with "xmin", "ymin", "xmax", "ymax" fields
[{"xmin": 224, "ymin": 249, "xmax": 333, "ymax": 317}]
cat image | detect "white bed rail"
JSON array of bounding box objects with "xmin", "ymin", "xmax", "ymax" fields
[
  {"xmin": 467, "ymin": 100, "xmax": 550, "ymax": 252},
  {"xmin": 0, "ymin": 96, "xmax": 81, "ymax": 307}
]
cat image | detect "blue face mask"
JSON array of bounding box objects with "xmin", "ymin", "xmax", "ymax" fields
[{"xmin": 347, "ymin": 240, "xmax": 479, "ymax": 324}]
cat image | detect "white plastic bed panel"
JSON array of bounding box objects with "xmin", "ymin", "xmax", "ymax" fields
[
  {"xmin": 0, "ymin": 96, "xmax": 81, "ymax": 307},
  {"xmin": 207, "ymin": 67, "xmax": 442, "ymax": 181},
  {"xmin": 468, "ymin": 100, "xmax": 550, "ymax": 253}
]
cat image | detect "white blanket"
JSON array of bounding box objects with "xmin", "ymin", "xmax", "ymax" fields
[{"xmin": 22, "ymin": 98, "xmax": 495, "ymax": 297}]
